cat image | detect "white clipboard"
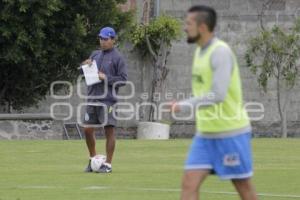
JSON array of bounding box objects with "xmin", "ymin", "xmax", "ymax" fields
[{"xmin": 81, "ymin": 60, "xmax": 101, "ymax": 86}]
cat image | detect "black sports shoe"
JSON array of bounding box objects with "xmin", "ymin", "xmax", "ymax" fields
[
  {"xmin": 96, "ymin": 163, "xmax": 112, "ymax": 173},
  {"xmin": 84, "ymin": 159, "xmax": 93, "ymax": 173}
]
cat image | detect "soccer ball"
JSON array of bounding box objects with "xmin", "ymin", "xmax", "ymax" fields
[{"xmin": 91, "ymin": 155, "xmax": 106, "ymax": 172}]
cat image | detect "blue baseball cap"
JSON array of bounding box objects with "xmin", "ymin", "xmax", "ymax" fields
[{"xmin": 98, "ymin": 27, "xmax": 116, "ymax": 39}]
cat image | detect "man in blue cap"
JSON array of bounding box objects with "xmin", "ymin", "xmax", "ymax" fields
[{"xmin": 81, "ymin": 27, "xmax": 128, "ymax": 173}]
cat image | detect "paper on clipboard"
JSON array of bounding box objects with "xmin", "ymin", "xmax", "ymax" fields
[{"xmin": 81, "ymin": 60, "xmax": 101, "ymax": 86}]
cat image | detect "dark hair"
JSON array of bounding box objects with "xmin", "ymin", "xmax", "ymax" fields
[{"xmin": 188, "ymin": 5, "xmax": 217, "ymax": 32}]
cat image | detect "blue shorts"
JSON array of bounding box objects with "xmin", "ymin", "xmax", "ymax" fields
[{"xmin": 185, "ymin": 132, "xmax": 253, "ymax": 180}]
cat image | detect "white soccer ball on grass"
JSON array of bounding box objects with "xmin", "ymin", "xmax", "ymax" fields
[{"xmin": 91, "ymin": 155, "xmax": 106, "ymax": 172}]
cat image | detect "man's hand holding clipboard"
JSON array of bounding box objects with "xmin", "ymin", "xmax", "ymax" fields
[{"xmin": 80, "ymin": 59, "xmax": 103, "ymax": 86}]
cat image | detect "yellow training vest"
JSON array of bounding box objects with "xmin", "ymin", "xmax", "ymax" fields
[{"xmin": 192, "ymin": 39, "xmax": 250, "ymax": 133}]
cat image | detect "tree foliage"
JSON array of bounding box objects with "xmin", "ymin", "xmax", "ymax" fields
[
  {"xmin": 129, "ymin": 15, "xmax": 181, "ymax": 121},
  {"xmin": 0, "ymin": 0, "xmax": 132, "ymax": 111},
  {"xmin": 245, "ymin": 21, "xmax": 300, "ymax": 91},
  {"xmin": 130, "ymin": 15, "xmax": 181, "ymax": 58},
  {"xmin": 245, "ymin": 18, "xmax": 300, "ymax": 137}
]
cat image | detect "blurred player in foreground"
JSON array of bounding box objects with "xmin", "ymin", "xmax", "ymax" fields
[{"xmin": 170, "ymin": 5, "xmax": 258, "ymax": 200}]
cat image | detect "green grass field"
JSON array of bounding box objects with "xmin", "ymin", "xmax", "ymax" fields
[{"xmin": 0, "ymin": 139, "xmax": 300, "ymax": 200}]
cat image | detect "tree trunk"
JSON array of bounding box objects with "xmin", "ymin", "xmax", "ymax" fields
[
  {"xmin": 148, "ymin": 73, "xmax": 157, "ymax": 121},
  {"xmin": 148, "ymin": 41, "xmax": 170, "ymax": 121},
  {"xmin": 281, "ymin": 109, "xmax": 287, "ymax": 138},
  {"xmin": 281, "ymin": 89, "xmax": 292, "ymax": 138},
  {"xmin": 276, "ymin": 76, "xmax": 288, "ymax": 138}
]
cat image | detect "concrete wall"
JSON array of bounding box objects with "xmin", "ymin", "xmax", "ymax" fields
[
  {"xmin": 2, "ymin": 0, "xmax": 300, "ymax": 139},
  {"xmin": 0, "ymin": 120, "xmax": 63, "ymax": 140}
]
